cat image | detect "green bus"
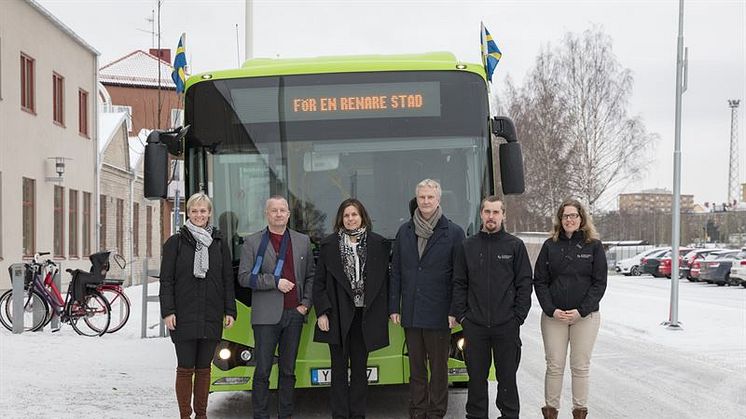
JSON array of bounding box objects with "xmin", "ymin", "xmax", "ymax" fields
[{"xmin": 144, "ymin": 51, "xmax": 524, "ymax": 392}]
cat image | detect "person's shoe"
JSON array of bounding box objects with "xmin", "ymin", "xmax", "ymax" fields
[
  {"xmin": 572, "ymin": 407, "xmax": 588, "ymax": 419},
  {"xmin": 175, "ymin": 367, "xmax": 194, "ymax": 419},
  {"xmin": 193, "ymin": 368, "xmax": 211, "ymax": 419},
  {"xmin": 541, "ymin": 406, "xmax": 558, "ymax": 419}
]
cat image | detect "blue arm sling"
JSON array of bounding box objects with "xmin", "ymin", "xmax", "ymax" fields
[{"xmin": 248, "ymin": 229, "xmax": 290, "ymax": 289}]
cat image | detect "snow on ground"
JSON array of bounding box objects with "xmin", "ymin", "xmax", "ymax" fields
[{"xmin": 1, "ymin": 274, "xmax": 744, "ymax": 418}]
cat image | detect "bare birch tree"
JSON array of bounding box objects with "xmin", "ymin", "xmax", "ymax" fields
[{"xmin": 507, "ymin": 27, "xmax": 655, "ymax": 214}]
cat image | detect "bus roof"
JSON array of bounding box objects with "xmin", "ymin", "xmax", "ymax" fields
[{"xmin": 185, "ymin": 51, "xmax": 486, "ymax": 90}]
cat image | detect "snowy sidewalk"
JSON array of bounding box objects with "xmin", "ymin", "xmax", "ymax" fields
[{"xmin": 1, "ymin": 275, "xmax": 744, "ymax": 418}]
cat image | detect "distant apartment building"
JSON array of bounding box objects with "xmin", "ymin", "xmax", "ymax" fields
[
  {"xmin": 618, "ymin": 188, "xmax": 695, "ymax": 213},
  {"xmin": 0, "ymin": 0, "xmax": 98, "ymax": 289}
]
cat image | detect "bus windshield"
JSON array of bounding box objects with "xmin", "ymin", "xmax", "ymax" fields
[{"xmin": 184, "ymin": 70, "xmax": 491, "ymax": 248}]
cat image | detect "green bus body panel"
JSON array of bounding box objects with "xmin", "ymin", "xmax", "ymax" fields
[
  {"xmin": 185, "ymin": 52, "xmax": 486, "ymax": 91},
  {"xmin": 210, "ymin": 302, "xmax": 472, "ymax": 392},
  {"xmin": 196, "ymin": 51, "xmax": 493, "ymax": 391}
]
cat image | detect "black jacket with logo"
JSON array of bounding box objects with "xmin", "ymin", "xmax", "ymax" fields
[
  {"xmin": 533, "ymin": 230, "xmax": 607, "ymax": 318},
  {"xmin": 450, "ymin": 228, "xmax": 533, "ymax": 327}
]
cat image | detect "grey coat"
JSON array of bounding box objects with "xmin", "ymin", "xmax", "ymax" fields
[{"xmin": 237, "ymin": 228, "xmax": 315, "ymax": 325}]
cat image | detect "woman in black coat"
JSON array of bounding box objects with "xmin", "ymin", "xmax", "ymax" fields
[
  {"xmin": 313, "ymin": 198, "xmax": 390, "ymax": 419},
  {"xmin": 159, "ymin": 192, "xmax": 237, "ymax": 419}
]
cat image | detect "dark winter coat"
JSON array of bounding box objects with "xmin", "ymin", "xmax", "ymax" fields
[
  {"xmin": 389, "ymin": 214, "xmax": 465, "ymax": 330},
  {"xmin": 159, "ymin": 225, "xmax": 237, "ymax": 342},
  {"xmin": 313, "ymin": 232, "xmax": 391, "ymax": 352},
  {"xmin": 450, "ymin": 228, "xmax": 533, "ymax": 328},
  {"xmin": 533, "ymin": 230, "xmax": 607, "ymax": 318}
]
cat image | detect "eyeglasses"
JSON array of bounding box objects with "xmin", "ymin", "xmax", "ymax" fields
[{"xmin": 562, "ymin": 213, "xmax": 580, "ymax": 220}]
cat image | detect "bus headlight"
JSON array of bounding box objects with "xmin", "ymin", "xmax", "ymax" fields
[
  {"xmin": 240, "ymin": 349, "xmax": 252, "ymax": 362},
  {"xmin": 456, "ymin": 337, "xmax": 466, "ymax": 351},
  {"xmin": 218, "ymin": 348, "xmax": 232, "ymax": 360}
]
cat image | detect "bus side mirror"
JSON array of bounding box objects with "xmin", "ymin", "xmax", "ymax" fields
[
  {"xmin": 143, "ymin": 126, "xmax": 189, "ymax": 199},
  {"xmin": 491, "ymin": 117, "xmax": 525, "ymax": 195}
]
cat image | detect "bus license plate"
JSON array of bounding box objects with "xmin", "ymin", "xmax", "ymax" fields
[{"xmin": 311, "ymin": 367, "xmax": 379, "ymax": 385}]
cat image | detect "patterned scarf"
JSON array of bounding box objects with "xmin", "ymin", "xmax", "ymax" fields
[
  {"xmin": 338, "ymin": 228, "xmax": 367, "ymax": 307},
  {"xmin": 184, "ymin": 219, "xmax": 213, "ymax": 278},
  {"xmin": 412, "ymin": 206, "xmax": 442, "ymax": 258}
]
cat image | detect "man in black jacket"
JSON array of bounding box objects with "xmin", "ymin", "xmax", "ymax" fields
[{"xmin": 449, "ymin": 195, "xmax": 532, "ymax": 419}]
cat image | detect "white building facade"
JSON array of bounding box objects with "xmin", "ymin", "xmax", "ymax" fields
[{"xmin": 0, "ymin": 0, "xmax": 98, "ymax": 289}]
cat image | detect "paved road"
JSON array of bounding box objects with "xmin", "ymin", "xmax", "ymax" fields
[{"xmin": 208, "ymin": 275, "xmax": 746, "ymax": 418}]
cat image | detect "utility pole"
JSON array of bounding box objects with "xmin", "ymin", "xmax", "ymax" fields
[
  {"xmin": 728, "ymin": 100, "xmax": 741, "ymax": 205},
  {"xmin": 156, "ymin": 0, "xmax": 163, "ymax": 130},
  {"xmin": 245, "ymin": 0, "xmax": 254, "ymax": 61}
]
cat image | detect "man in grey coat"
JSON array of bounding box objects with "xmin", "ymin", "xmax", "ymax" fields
[{"xmin": 238, "ymin": 196, "xmax": 315, "ymax": 419}]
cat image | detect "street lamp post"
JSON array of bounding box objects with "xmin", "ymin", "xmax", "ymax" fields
[{"xmin": 665, "ymin": 0, "xmax": 687, "ymax": 330}]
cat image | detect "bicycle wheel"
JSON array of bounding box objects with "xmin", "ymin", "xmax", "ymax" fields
[
  {"xmin": 98, "ymin": 287, "xmax": 130, "ymax": 333},
  {"xmin": 0, "ymin": 289, "xmax": 50, "ymax": 332},
  {"xmin": 69, "ymin": 290, "xmax": 110, "ymax": 337}
]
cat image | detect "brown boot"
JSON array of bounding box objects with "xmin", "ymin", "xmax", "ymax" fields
[
  {"xmin": 175, "ymin": 367, "xmax": 194, "ymax": 419},
  {"xmin": 193, "ymin": 368, "xmax": 211, "ymax": 419},
  {"xmin": 572, "ymin": 407, "xmax": 588, "ymax": 419},
  {"xmin": 541, "ymin": 406, "xmax": 558, "ymax": 419}
]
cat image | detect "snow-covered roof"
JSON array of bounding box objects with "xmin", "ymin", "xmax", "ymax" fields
[
  {"xmin": 98, "ymin": 111, "xmax": 129, "ymax": 155},
  {"xmin": 99, "ymin": 50, "xmax": 176, "ymax": 89}
]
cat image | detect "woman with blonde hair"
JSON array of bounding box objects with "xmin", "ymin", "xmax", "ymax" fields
[
  {"xmin": 160, "ymin": 192, "xmax": 237, "ymax": 419},
  {"xmin": 533, "ymin": 198, "xmax": 607, "ymax": 419}
]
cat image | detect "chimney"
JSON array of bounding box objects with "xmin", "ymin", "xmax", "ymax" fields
[{"xmin": 149, "ymin": 48, "xmax": 171, "ymax": 63}]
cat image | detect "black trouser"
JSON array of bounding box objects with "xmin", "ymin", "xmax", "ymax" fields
[
  {"xmin": 329, "ymin": 307, "xmax": 368, "ymax": 419},
  {"xmin": 174, "ymin": 338, "xmax": 220, "ymax": 369},
  {"xmin": 404, "ymin": 327, "xmax": 451, "ymax": 419},
  {"xmin": 252, "ymin": 308, "xmax": 304, "ymax": 419},
  {"xmin": 462, "ymin": 319, "xmax": 521, "ymax": 419}
]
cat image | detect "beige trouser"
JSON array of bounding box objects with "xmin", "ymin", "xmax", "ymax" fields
[{"xmin": 540, "ymin": 311, "xmax": 600, "ymax": 410}]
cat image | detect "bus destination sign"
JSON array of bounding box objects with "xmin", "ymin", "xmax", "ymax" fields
[
  {"xmin": 230, "ymin": 81, "xmax": 441, "ymax": 123},
  {"xmin": 284, "ymin": 82, "xmax": 441, "ymax": 121}
]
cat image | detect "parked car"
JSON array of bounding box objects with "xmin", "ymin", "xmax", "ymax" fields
[
  {"xmin": 699, "ymin": 250, "xmax": 745, "ymax": 286},
  {"xmin": 658, "ymin": 248, "xmax": 694, "ymax": 278},
  {"xmin": 641, "ymin": 248, "xmax": 671, "ymax": 277},
  {"xmin": 728, "ymin": 249, "xmax": 746, "ymax": 287},
  {"xmin": 680, "ymin": 249, "xmax": 726, "ymax": 281},
  {"xmin": 615, "ymin": 247, "xmax": 668, "ymax": 276}
]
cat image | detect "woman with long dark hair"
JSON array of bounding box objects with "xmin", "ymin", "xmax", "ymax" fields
[
  {"xmin": 160, "ymin": 192, "xmax": 237, "ymax": 419},
  {"xmin": 533, "ymin": 198, "xmax": 607, "ymax": 419},
  {"xmin": 313, "ymin": 198, "xmax": 390, "ymax": 419}
]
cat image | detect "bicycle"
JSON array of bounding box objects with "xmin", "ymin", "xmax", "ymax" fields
[{"xmin": 0, "ymin": 252, "xmax": 112, "ymax": 336}]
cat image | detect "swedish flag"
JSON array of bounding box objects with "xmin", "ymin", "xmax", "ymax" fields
[
  {"xmin": 171, "ymin": 33, "xmax": 187, "ymax": 94},
  {"xmin": 480, "ymin": 23, "xmax": 502, "ymax": 82}
]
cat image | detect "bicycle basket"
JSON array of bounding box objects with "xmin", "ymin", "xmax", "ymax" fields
[
  {"xmin": 88, "ymin": 251, "xmax": 112, "ymax": 279},
  {"xmin": 6, "ymin": 265, "xmax": 33, "ymax": 285}
]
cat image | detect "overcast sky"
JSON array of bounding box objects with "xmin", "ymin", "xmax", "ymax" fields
[{"xmin": 37, "ymin": 0, "xmax": 746, "ymax": 207}]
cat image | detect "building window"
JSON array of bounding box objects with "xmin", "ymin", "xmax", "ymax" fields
[
  {"xmin": 100, "ymin": 195, "xmax": 107, "ymax": 251},
  {"xmin": 69, "ymin": 190, "xmax": 78, "ymax": 257},
  {"xmin": 54, "ymin": 186, "xmax": 65, "ymax": 257},
  {"xmin": 82, "ymin": 192, "xmax": 91, "ymax": 256},
  {"xmin": 0, "ymin": 172, "xmax": 3, "ymax": 259},
  {"xmin": 146, "ymin": 206, "xmax": 153, "ymax": 257},
  {"xmin": 21, "ymin": 53, "xmax": 35, "ymax": 113},
  {"xmin": 1, "ymin": 36, "xmax": 4, "ymax": 100},
  {"xmin": 116, "ymin": 198, "xmax": 124, "ymax": 254},
  {"xmin": 22, "ymin": 178, "xmax": 35, "ymax": 256},
  {"xmin": 78, "ymin": 89, "xmax": 89, "ymax": 136},
  {"xmin": 53, "ymin": 73, "xmax": 64, "ymax": 125},
  {"xmin": 133, "ymin": 202, "xmax": 140, "ymax": 257}
]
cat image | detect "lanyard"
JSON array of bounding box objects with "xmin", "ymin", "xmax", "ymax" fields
[{"xmin": 249, "ymin": 228, "xmax": 290, "ymax": 288}]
